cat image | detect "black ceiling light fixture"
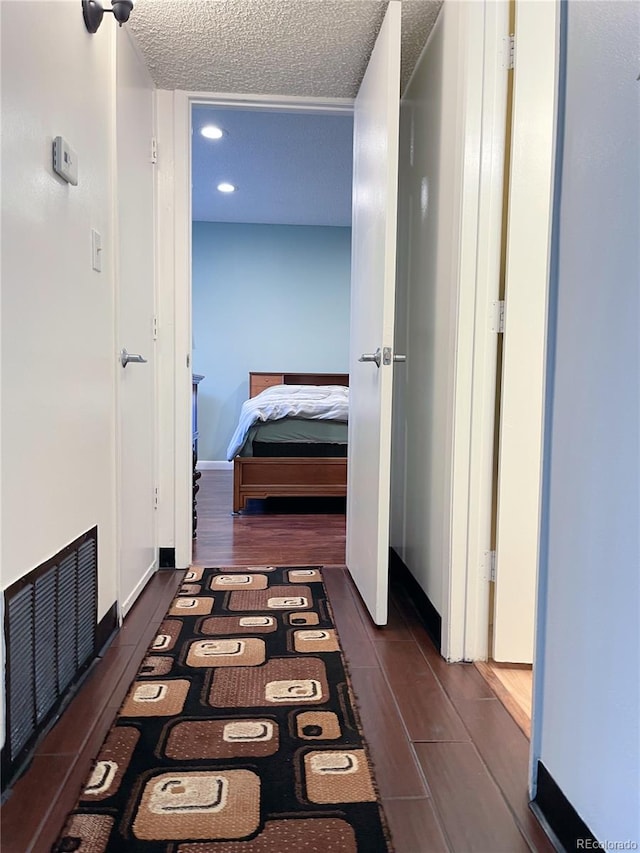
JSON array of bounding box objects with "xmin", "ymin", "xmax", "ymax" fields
[{"xmin": 82, "ymin": 0, "xmax": 134, "ymax": 34}]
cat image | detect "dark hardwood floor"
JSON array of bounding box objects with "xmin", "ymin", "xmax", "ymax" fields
[
  {"xmin": 1, "ymin": 471, "xmax": 555, "ymax": 852},
  {"xmin": 0, "ymin": 569, "xmax": 184, "ymax": 853},
  {"xmin": 192, "ymin": 471, "xmax": 347, "ymax": 566}
]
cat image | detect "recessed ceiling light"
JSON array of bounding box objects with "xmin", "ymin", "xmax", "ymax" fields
[
  {"xmin": 217, "ymin": 182, "xmax": 236, "ymax": 193},
  {"xmin": 201, "ymin": 125, "xmax": 224, "ymax": 140}
]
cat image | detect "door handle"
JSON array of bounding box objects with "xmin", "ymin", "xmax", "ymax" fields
[
  {"xmin": 381, "ymin": 347, "xmax": 407, "ymax": 365},
  {"xmin": 358, "ymin": 348, "xmax": 381, "ymax": 368},
  {"xmin": 120, "ymin": 348, "xmax": 148, "ymax": 368}
]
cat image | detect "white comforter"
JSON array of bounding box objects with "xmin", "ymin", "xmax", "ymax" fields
[{"xmin": 226, "ymin": 384, "xmax": 349, "ymax": 460}]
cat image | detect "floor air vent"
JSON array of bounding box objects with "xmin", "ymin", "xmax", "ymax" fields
[{"xmin": 2, "ymin": 527, "xmax": 98, "ymax": 790}]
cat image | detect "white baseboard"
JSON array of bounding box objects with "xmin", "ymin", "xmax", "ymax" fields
[
  {"xmin": 121, "ymin": 559, "xmax": 158, "ymax": 618},
  {"xmin": 197, "ymin": 460, "xmax": 233, "ymax": 470}
]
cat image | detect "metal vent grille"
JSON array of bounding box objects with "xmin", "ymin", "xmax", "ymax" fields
[
  {"xmin": 34, "ymin": 571, "xmax": 57, "ymax": 724},
  {"xmin": 3, "ymin": 527, "xmax": 98, "ymax": 788},
  {"xmin": 77, "ymin": 538, "xmax": 98, "ymax": 663},
  {"xmin": 7, "ymin": 587, "xmax": 35, "ymax": 760},
  {"xmin": 57, "ymin": 553, "xmax": 78, "ymax": 694}
]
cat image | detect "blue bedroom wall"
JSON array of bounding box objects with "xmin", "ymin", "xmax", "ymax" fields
[{"xmin": 192, "ymin": 221, "xmax": 351, "ymax": 461}]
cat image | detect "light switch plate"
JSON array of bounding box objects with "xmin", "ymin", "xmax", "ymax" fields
[
  {"xmin": 52, "ymin": 136, "xmax": 78, "ymax": 185},
  {"xmin": 91, "ymin": 229, "xmax": 102, "ymax": 272}
]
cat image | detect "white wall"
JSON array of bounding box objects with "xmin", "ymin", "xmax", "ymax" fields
[
  {"xmin": 391, "ymin": 2, "xmax": 464, "ymax": 619},
  {"xmin": 533, "ymin": 0, "xmax": 640, "ymax": 841},
  {"xmin": 1, "ymin": 2, "xmax": 117, "ymax": 605},
  {"xmin": 0, "ymin": 2, "xmax": 156, "ymax": 747},
  {"xmin": 192, "ymin": 221, "xmax": 351, "ymax": 461}
]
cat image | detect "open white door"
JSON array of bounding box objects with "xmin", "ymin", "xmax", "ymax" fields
[
  {"xmin": 346, "ymin": 1, "xmax": 401, "ymax": 626},
  {"xmin": 492, "ymin": 1, "xmax": 558, "ymax": 662},
  {"xmin": 116, "ymin": 31, "xmax": 158, "ymax": 616}
]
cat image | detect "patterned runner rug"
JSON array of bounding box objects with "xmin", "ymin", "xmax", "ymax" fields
[{"xmin": 54, "ymin": 565, "xmax": 393, "ymax": 852}]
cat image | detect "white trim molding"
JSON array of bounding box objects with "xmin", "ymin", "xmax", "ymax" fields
[
  {"xmin": 186, "ymin": 91, "xmax": 354, "ymax": 114},
  {"xmin": 457, "ymin": 0, "xmax": 510, "ymax": 662},
  {"xmin": 120, "ymin": 558, "xmax": 157, "ymax": 618},
  {"xmin": 173, "ymin": 90, "xmax": 193, "ymax": 570},
  {"xmin": 492, "ymin": 0, "xmax": 558, "ymax": 666},
  {"xmin": 197, "ymin": 461, "xmax": 233, "ymax": 471},
  {"xmin": 442, "ymin": 0, "xmax": 509, "ymax": 661}
]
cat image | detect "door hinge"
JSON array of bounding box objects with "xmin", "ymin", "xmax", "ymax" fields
[
  {"xmin": 151, "ymin": 137, "xmax": 158, "ymax": 164},
  {"xmin": 501, "ymin": 34, "xmax": 515, "ymax": 70},
  {"xmin": 152, "ymin": 316, "xmax": 158, "ymax": 341},
  {"xmin": 491, "ymin": 300, "xmax": 505, "ymax": 334},
  {"xmin": 186, "ymin": 353, "xmax": 191, "ymax": 369},
  {"xmin": 484, "ymin": 550, "xmax": 497, "ymax": 582},
  {"xmin": 154, "ymin": 487, "xmax": 159, "ymax": 509}
]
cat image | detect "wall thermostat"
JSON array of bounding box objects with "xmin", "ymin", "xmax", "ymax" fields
[{"xmin": 52, "ymin": 136, "xmax": 78, "ymax": 185}]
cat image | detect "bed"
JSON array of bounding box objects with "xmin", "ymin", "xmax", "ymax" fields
[{"xmin": 229, "ymin": 372, "xmax": 349, "ymax": 512}]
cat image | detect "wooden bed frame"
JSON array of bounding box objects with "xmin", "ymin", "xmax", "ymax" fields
[{"xmin": 232, "ymin": 372, "xmax": 349, "ymax": 512}]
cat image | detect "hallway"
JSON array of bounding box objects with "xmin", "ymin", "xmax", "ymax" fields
[{"xmin": 1, "ymin": 472, "xmax": 554, "ymax": 852}]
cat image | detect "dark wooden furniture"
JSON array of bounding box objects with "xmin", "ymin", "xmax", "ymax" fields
[
  {"xmin": 192, "ymin": 374, "xmax": 204, "ymax": 536},
  {"xmin": 232, "ymin": 372, "xmax": 349, "ymax": 512},
  {"xmin": 249, "ymin": 371, "xmax": 350, "ymax": 399}
]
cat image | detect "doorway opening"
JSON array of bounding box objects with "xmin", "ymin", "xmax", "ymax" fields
[
  {"xmin": 475, "ymin": 0, "xmax": 559, "ymax": 741},
  {"xmin": 475, "ymin": 0, "xmax": 533, "ymax": 737},
  {"xmin": 188, "ymin": 102, "xmax": 354, "ymax": 551}
]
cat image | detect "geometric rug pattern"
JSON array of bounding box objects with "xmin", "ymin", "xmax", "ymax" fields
[{"xmin": 53, "ymin": 566, "xmax": 394, "ymax": 852}]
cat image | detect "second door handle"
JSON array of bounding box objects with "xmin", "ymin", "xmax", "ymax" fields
[
  {"xmin": 120, "ymin": 348, "xmax": 148, "ymax": 368},
  {"xmin": 358, "ymin": 348, "xmax": 382, "ymax": 368}
]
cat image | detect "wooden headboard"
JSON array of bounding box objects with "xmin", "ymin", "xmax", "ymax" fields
[{"xmin": 249, "ymin": 371, "xmax": 349, "ymax": 398}]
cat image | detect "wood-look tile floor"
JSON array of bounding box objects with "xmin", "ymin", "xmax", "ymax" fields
[
  {"xmin": 1, "ymin": 471, "xmax": 555, "ymax": 853},
  {"xmin": 475, "ymin": 660, "xmax": 533, "ymax": 739}
]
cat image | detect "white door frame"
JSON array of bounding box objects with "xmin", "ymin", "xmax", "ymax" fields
[
  {"xmin": 453, "ymin": 0, "xmax": 510, "ymax": 660},
  {"xmin": 441, "ymin": 0, "xmax": 510, "ymax": 661},
  {"xmin": 491, "ymin": 0, "xmax": 559, "ymax": 664},
  {"xmin": 157, "ymin": 92, "xmax": 353, "ymax": 568},
  {"xmin": 450, "ymin": 0, "xmax": 559, "ymax": 663}
]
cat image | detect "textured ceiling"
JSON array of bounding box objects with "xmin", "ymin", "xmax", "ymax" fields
[
  {"xmin": 129, "ymin": 0, "xmax": 442, "ymax": 98},
  {"xmin": 129, "ymin": 1, "xmax": 443, "ymax": 227},
  {"xmin": 192, "ymin": 107, "xmax": 354, "ymax": 226}
]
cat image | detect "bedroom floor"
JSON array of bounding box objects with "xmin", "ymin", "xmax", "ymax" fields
[{"xmin": 1, "ymin": 471, "xmax": 553, "ymax": 853}]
